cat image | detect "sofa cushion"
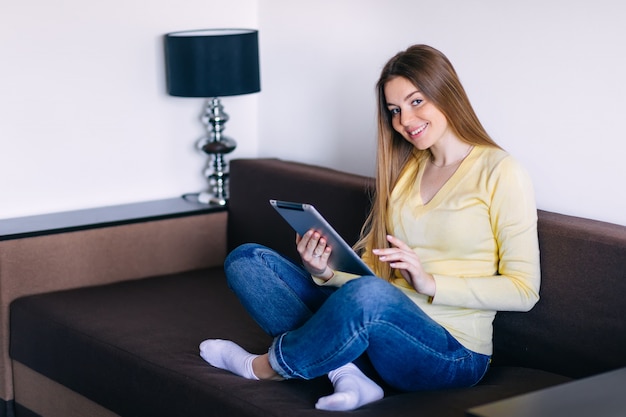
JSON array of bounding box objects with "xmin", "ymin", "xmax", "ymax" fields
[{"xmin": 10, "ymin": 269, "xmax": 569, "ymax": 417}]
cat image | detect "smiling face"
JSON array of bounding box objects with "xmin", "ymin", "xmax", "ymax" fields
[{"xmin": 384, "ymin": 76, "xmax": 457, "ymax": 151}]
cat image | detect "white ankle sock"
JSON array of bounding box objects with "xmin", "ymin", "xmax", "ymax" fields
[
  {"xmin": 199, "ymin": 339, "xmax": 259, "ymax": 380},
  {"xmin": 315, "ymin": 363, "xmax": 384, "ymax": 411}
]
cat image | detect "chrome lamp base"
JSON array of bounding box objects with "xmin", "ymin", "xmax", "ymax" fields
[{"xmin": 197, "ymin": 97, "xmax": 236, "ymax": 205}]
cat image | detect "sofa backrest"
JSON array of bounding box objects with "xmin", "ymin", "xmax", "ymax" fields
[
  {"xmin": 493, "ymin": 210, "xmax": 626, "ymax": 378},
  {"xmin": 228, "ymin": 158, "xmax": 374, "ymax": 260},
  {"xmin": 228, "ymin": 158, "xmax": 626, "ymax": 379}
]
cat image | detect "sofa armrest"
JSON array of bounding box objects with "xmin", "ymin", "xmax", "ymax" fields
[{"xmin": 0, "ymin": 201, "xmax": 227, "ymax": 407}]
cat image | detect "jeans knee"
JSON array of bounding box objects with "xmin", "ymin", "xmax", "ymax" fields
[
  {"xmin": 340, "ymin": 276, "xmax": 398, "ymax": 310},
  {"xmin": 224, "ymin": 243, "xmax": 264, "ymax": 286},
  {"xmin": 344, "ymin": 275, "xmax": 391, "ymax": 293},
  {"xmin": 226, "ymin": 242, "xmax": 258, "ymax": 262},
  {"xmin": 226, "ymin": 242, "xmax": 270, "ymax": 266}
]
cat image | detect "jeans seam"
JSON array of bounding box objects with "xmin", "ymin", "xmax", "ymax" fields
[
  {"xmin": 370, "ymin": 318, "xmax": 474, "ymax": 363},
  {"xmin": 307, "ymin": 325, "xmax": 366, "ymax": 373}
]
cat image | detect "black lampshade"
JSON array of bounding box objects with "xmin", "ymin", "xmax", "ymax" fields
[{"xmin": 164, "ymin": 29, "xmax": 260, "ymax": 98}]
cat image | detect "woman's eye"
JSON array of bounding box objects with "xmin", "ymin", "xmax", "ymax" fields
[
  {"xmin": 412, "ymin": 99, "xmax": 423, "ymax": 106},
  {"xmin": 389, "ymin": 108, "xmax": 400, "ymax": 115}
]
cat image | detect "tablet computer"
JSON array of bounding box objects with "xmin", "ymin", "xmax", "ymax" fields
[{"xmin": 270, "ymin": 199, "xmax": 374, "ymax": 276}]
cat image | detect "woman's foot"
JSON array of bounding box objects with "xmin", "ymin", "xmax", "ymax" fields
[
  {"xmin": 199, "ymin": 339, "xmax": 282, "ymax": 381},
  {"xmin": 199, "ymin": 339, "xmax": 259, "ymax": 380},
  {"xmin": 315, "ymin": 363, "xmax": 384, "ymax": 411}
]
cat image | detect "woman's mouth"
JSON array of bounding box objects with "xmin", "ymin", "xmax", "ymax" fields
[{"xmin": 408, "ymin": 123, "xmax": 428, "ymax": 138}]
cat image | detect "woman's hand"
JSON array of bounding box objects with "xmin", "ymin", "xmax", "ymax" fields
[
  {"xmin": 373, "ymin": 235, "xmax": 436, "ymax": 297},
  {"xmin": 296, "ymin": 229, "xmax": 334, "ymax": 281}
]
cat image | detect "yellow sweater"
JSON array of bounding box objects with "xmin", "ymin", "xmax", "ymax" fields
[{"xmin": 317, "ymin": 146, "xmax": 540, "ymax": 355}]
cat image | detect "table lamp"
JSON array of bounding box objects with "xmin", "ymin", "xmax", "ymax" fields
[{"xmin": 164, "ymin": 29, "xmax": 260, "ymax": 205}]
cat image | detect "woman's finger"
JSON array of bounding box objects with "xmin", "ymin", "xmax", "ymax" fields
[{"xmin": 386, "ymin": 234, "xmax": 412, "ymax": 250}]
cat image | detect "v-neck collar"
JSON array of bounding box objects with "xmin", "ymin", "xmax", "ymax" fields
[
  {"xmin": 418, "ymin": 146, "xmax": 478, "ymax": 207},
  {"xmin": 393, "ymin": 146, "xmax": 481, "ymax": 216}
]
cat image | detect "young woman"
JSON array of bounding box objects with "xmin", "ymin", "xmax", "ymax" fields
[{"xmin": 199, "ymin": 44, "xmax": 540, "ymax": 412}]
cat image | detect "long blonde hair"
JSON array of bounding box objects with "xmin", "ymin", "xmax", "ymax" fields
[{"xmin": 355, "ymin": 44, "xmax": 501, "ymax": 280}]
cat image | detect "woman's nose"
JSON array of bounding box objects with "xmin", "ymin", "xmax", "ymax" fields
[{"xmin": 400, "ymin": 109, "xmax": 415, "ymax": 127}]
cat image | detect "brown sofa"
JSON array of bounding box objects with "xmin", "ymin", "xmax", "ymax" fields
[{"xmin": 2, "ymin": 158, "xmax": 626, "ymax": 417}]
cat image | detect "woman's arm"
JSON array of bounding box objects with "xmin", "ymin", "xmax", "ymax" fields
[{"xmin": 431, "ymin": 156, "xmax": 541, "ymax": 311}]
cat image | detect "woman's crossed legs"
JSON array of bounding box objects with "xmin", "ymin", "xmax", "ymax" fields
[{"xmin": 200, "ymin": 244, "xmax": 489, "ymax": 410}]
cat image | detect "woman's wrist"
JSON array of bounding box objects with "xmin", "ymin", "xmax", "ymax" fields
[
  {"xmin": 420, "ymin": 273, "xmax": 436, "ymax": 297},
  {"xmin": 313, "ymin": 268, "xmax": 334, "ymax": 282}
]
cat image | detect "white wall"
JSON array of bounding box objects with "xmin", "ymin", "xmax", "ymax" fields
[
  {"xmin": 258, "ymin": 0, "xmax": 626, "ymax": 226},
  {"xmin": 0, "ymin": 0, "xmax": 258, "ymax": 219},
  {"xmin": 2, "ymin": 0, "xmax": 625, "ymax": 226}
]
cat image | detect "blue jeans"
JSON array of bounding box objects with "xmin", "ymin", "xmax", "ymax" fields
[{"xmin": 224, "ymin": 243, "xmax": 490, "ymax": 392}]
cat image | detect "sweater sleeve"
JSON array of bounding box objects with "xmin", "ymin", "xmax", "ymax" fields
[
  {"xmin": 431, "ymin": 156, "xmax": 541, "ymax": 312},
  {"xmin": 312, "ymin": 270, "xmax": 360, "ymax": 287}
]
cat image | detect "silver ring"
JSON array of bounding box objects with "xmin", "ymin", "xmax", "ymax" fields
[{"xmin": 313, "ymin": 253, "xmax": 322, "ymax": 258}]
